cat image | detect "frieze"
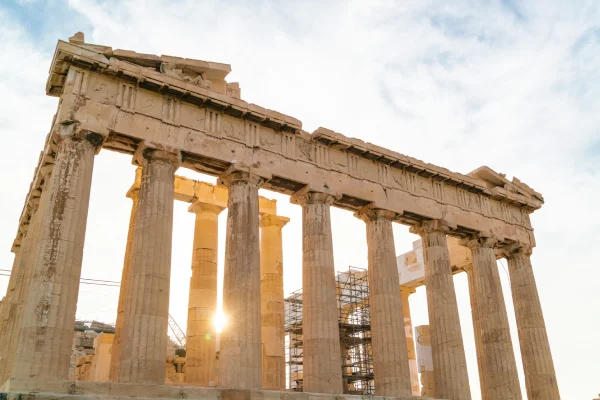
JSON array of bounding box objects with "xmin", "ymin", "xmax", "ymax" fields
[{"xmin": 13, "ymin": 40, "xmax": 544, "ymax": 249}]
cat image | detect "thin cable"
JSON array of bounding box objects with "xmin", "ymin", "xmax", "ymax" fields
[
  {"xmin": 0, "ymin": 271, "xmax": 121, "ymax": 286},
  {"xmin": 80, "ymin": 282, "xmax": 120, "ymax": 287},
  {"xmin": 0, "ymin": 274, "xmax": 120, "ymax": 287},
  {"xmin": 80, "ymin": 278, "xmax": 121, "ymax": 284},
  {"xmin": 499, "ymin": 259, "xmax": 511, "ymax": 287}
]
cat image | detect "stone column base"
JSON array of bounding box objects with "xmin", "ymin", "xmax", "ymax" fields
[{"xmin": 0, "ymin": 378, "xmax": 436, "ymax": 400}]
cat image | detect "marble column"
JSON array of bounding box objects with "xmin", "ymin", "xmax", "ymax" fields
[
  {"xmin": 464, "ymin": 236, "xmax": 522, "ymax": 400},
  {"xmin": 12, "ymin": 134, "xmax": 99, "ymax": 380},
  {"xmin": 0, "ymin": 244, "xmax": 22, "ymax": 377},
  {"xmin": 415, "ymin": 325, "xmax": 436, "ymax": 397},
  {"xmin": 1, "ymin": 170, "xmax": 53, "ymax": 383},
  {"xmin": 118, "ymin": 147, "xmax": 181, "ymax": 384},
  {"xmin": 185, "ymin": 200, "xmax": 224, "ymax": 386},
  {"xmin": 464, "ymin": 263, "xmax": 487, "ymax": 400},
  {"xmin": 503, "ymin": 243, "xmax": 560, "ymax": 400},
  {"xmin": 259, "ymin": 213, "xmax": 289, "ymax": 390},
  {"xmin": 109, "ymin": 187, "xmax": 139, "ymax": 382},
  {"xmin": 400, "ymin": 286, "xmax": 420, "ymax": 396},
  {"xmin": 218, "ymin": 167, "xmax": 265, "ymax": 390},
  {"xmin": 357, "ymin": 207, "xmax": 411, "ymax": 397},
  {"xmin": 291, "ymin": 188, "xmax": 343, "ymax": 394},
  {"xmin": 412, "ymin": 220, "xmax": 471, "ymax": 400}
]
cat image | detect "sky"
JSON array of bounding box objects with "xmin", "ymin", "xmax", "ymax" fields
[{"xmin": 0, "ymin": 0, "xmax": 599, "ymax": 398}]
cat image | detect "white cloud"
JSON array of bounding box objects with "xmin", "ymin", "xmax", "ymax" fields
[{"xmin": 0, "ymin": 1, "xmax": 599, "ymax": 398}]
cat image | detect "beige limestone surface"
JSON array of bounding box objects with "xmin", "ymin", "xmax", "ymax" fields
[
  {"xmin": 185, "ymin": 200, "xmax": 224, "ymax": 386},
  {"xmin": 400, "ymin": 286, "xmax": 419, "ymax": 396},
  {"xmin": 464, "ymin": 264, "xmax": 487, "ymax": 400},
  {"xmin": 13, "ymin": 135, "xmax": 98, "ymax": 381},
  {"xmin": 502, "ymin": 244, "xmax": 560, "ymax": 400},
  {"xmin": 259, "ymin": 214, "xmax": 289, "ymax": 390},
  {"xmin": 118, "ymin": 148, "xmax": 181, "ymax": 384},
  {"xmin": 358, "ymin": 207, "xmax": 412, "ymax": 397},
  {"xmin": 465, "ymin": 237, "xmax": 522, "ymax": 400},
  {"xmin": 411, "ymin": 220, "xmax": 471, "ymax": 400},
  {"xmin": 218, "ymin": 166, "xmax": 265, "ymax": 390},
  {"xmin": 415, "ymin": 325, "xmax": 435, "ymax": 398},
  {"xmin": 109, "ymin": 187, "xmax": 139, "ymax": 382},
  {"xmin": 0, "ymin": 170, "xmax": 52, "ymax": 381},
  {"xmin": 291, "ymin": 188, "xmax": 343, "ymax": 394},
  {"xmin": 13, "ymin": 37, "xmax": 543, "ymax": 262}
]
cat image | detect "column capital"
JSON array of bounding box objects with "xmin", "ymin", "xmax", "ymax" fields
[
  {"xmin": 126, "ymin": 186, "xmax": 139, "ymax": 201},
  {"xmin": 409, "ymin": 219, "xmax": 456, "ymax": 236},
  {"xmin": 132, "ymin": 143, "xmax": 182, "ymax": 169},
  {"xmin": 461, "ymin": 234, "xmax": 499, "ymax": 250},
  {"xmin": 54, "ymin": 127, "xmax": 105, "ymax": 154},
  {"xmin": 218, "ymin": 163, "xmax": 270, "ymax": 189},
  {"xmin": 260, "ymin": 214, "xmax": 290, "ymax": 229},
  {"xmin": 290, "ymin": 185, "xmax": 339, "ymax": 206},
  {"xmin": 11, "ymin": 239, "xmax": 21, "ymax": 254},
  {"xmin": 498, "ymin": 241, "xmax": 533, "ymax": 258},
  {"xmin": 188, "ymin": 200, "xmax": 225, "ymax": 216},
  {"xmin": 400, "ymin": 285, "xmax": 416, "ymax": 296},
  {"xmin": 462, "ymin": 263, "xmax": 474, "ymax": 274},
  {"xmin": 355, "ymin": 204, "xmax": 397, "ymax": 222}
]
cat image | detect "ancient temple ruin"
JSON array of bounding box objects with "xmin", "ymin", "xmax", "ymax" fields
[{"xmin": 0, "ymin": 33, "xmax": 560, "ymax": 400}]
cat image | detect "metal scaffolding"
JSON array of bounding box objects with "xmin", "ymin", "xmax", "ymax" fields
[
  {"xmin": 284, "ymin": 267, "xmax": 374, "ymax": 394},
  {"xmin": 284, "ymin": 289, "xmax": 303, "ymax": 391}
]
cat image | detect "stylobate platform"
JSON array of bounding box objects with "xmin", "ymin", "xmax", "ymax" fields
[{"xmin": 0, "ymin": 379, "xmax": 440, "ymax": 400}]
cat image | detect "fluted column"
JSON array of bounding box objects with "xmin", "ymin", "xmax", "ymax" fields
[
  {"xmin": 0, "ymin": 244, "xmax": 22, "ymax": 377},
  {"xmin": 218, "ymin": 166, "xmax": 265, "ymax": 390},
  {"xmin": 415, "ymin": 325, "xmax": 436, "ymax": 397},
  {"xmin": 185, "ymin": 201, "xmax": 225, "ymax": 386},
  {"xmin": 291, "ymin": 187, "xmax": 343, "ymax": 394},
  {"xmin": 464, "ymin": 236, "xmax": 522, "ymax": 400},
  {"xmin": 0, "ymin": 170, "xmax": 53, "ymax": 383},
  {"xmin": 12, "ymin": 134, "xmax": 99, "ymax": 380},
  {"xmin": 260, "ymin": 213, "xmax": 289, "ymax": 390},
  {"xmin": 464, "ymin": 263, "xmax": 487, "ymax": 400},
  {"xmin": 411, "ymin": 220, "xmax": 471, "ymax": 399},
  {"xmin": 502, "ymin": 243, "xmax": 560, "ymax": 400},
  {"xmin": 400, "ymin": 286, "xmax": 420, "ymax": 396},
  {"xmin": 109, "ymin": 187, "xmax": 139, "ymax": 382},
  {"xmin": 118, "ymin": 147, "xmax": 181, "ymax": 383},
  {"xmin": 357, "ymin": 207, "xmax": 411, "ymax": 396}
]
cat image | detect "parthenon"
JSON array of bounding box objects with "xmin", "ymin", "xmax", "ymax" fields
[{"xmin": 0, "ymin": 33, "xmax": 560, "ymax": 400}]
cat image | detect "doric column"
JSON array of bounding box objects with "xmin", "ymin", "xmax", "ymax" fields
[
  {"xmin": 411, "ymin": 220, "xmax": 471, "ymax": 400},
  {"xmin": 218, "ymin": 166, "xmax": 266, "ymax": 390},
  {"xmin": 259, "ymin": 213, "xmax": 289, "ymax": 390},
  {"xmin": 464, "ymin": 236, "xmax": 522, "ymax": 400},
  {"xmin": 464, "ymin": 263, "xmax": 487, "ymax": 400},
  {"xmin": 415, "ymin": 325, "xmax": 436, "ymax": 397},
  {"xmin": 12, "ymin": 134, "xmax": 100, "ymax": 380},
  {"xmin": 118, "ymin": 147, "xmax": 181, "ymax": 383},
  {"xmin": 109, "ymin": 187, "xmax": 139, "ymax": 382},
  {"xmin": 357, "ymin": 207, "xmax": 411, "ymax": 397},
  {"xmin": 1, "ymin": 169, "xmax": 53, "ymax": 383},
  {"xmin": 291, "ymin": 187, "xmax": 343, "ymax": 394},
  {"xmin": 185, "ymin": 200, "xmax": 225, "ymax": 386},
  {"xmin": 0, "ymin": 244, "xmax": 22, "ymax": 376},
  {"xmin": 502, "ymin": 243, "xmax": 560, "ymax": 400},
  {"xmin": 400, "ymin": 286, "xmax": 420, "ymax": 396}
]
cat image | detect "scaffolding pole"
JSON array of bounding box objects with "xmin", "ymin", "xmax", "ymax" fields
[{"xmin": 284, "ymin": 267, "xmax": 374, "ymax": 395}]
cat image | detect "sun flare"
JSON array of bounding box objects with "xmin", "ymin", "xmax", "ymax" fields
[{"xmin": 213, "ymin": 311, "xmax": 226, "ymax": 334}]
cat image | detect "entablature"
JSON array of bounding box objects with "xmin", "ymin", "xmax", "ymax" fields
[{"xmin": 13, "ymin": 36, "xmax": 544, "ymax": 250}]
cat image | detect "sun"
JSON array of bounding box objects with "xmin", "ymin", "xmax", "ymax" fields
[{"xmin": 213, "ymin": 311, "xmax": 226, "ymax": 333}]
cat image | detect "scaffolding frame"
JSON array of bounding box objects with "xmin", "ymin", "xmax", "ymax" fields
[
  {"xmin": 285, "ymin": 289, "xmax": 303, "ymax": 391},
  {"xmin": 284, "ymin": 267, "xmax": 374, "ymax": 395}
]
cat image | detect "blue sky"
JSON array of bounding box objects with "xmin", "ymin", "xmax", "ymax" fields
[{"xmin": 0, "ymin": 1, "xmax": 599, "ymax": 399}]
